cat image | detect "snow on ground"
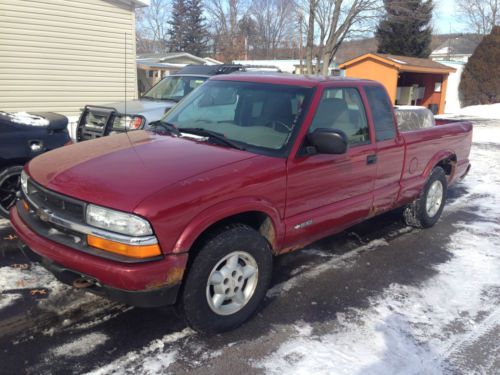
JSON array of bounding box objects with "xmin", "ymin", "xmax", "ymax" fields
[
  {"xmin": 51, "ymin": 332, "xmax": 109, "ymax": 358},
  {"xmin": 256, "ymin": 123, "xmax": 500, "ymax": 374},
  {"xmin": 457, "ymin": 103, "xmax": 500, "ymax": 119},
  {"xmin": 85, "ymin": 328, "xmax": 194, "ymax": 375},
  {"xmin": 0, "ymin": 264, "xmax": 66, "ymax": 310}
]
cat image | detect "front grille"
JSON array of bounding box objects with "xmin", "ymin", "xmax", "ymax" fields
[
  {"xmin": 77, "ymin": 106, "xmax": 116, "ymax": 142},
  {"xmin": 26, "ymin": 180, "xmax": 85, "ymax": 223}
]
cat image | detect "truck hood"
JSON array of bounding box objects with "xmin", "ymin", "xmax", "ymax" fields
[
  {"xmin": 104, "ymin": 99, "xmax": 176, "ymax": 115},
  {"xmin": 27, "ymin": 131, "xmax": 257, "ymax": 212}
]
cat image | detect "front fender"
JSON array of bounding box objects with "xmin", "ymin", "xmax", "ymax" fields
[{"xmin": 172, "ymin": 197, "xmax": 284, "ymax": 254}]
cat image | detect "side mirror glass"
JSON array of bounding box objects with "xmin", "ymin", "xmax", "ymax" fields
[{"xmin": 307, "ymin": 128, "xmax": 348, "ymax": 154}]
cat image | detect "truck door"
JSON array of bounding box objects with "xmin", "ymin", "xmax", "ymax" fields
[
  {"xmin": 363, "ymin": 85, "xmax": 406, "ymax": 213},
  {"xmin": 285, "ymin": 86, "xmax": 377, "ymax": 247}
]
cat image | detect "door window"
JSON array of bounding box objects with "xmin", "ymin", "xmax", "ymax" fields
[
  {"xmin": 364, "ymin": 85, "xmax": 396, "ymax": 141},
  {"xmin": 309, "ymin": 87, "xmax": 370, "ymax": 146}
]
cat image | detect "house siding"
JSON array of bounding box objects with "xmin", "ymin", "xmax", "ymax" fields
[{"xmin": 0, "ymin": 0, "xmax": 138, "ymax": 117}]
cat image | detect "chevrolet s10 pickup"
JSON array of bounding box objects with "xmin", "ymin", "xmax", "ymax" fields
[{"xmin": 10, "ymin": 74, "xmax": 472, "ymax": 333}]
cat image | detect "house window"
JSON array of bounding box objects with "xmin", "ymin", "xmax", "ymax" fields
[{"xmin": 435, "ymin": 82, "xmax": 442, "ymax": 92}]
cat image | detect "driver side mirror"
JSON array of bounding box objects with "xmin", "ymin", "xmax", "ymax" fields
[{"xmin": 307, "ymin": 128, "xmax": 348, "ymax": 154}]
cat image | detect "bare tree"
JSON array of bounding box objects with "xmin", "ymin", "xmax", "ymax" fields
[
  {"xmin": 458, "ymin": 0, "xmax": 499, "ymax": 35},
  {"xmin": 305, "ymin": 0, "xmax": 317, "ymax": 73},
  {"xmin": 136, "ymin": 0, "xmax": 171, "ymax": 52},
  {"xmin": 304, "ymin": 0, "xmax": 378, "ymax": 75},
  {"xmin": 314, "ymin": 0, "xmax": 334, "ymax": 73},
  {"xmin": 205, "ymin": 0, "xmax": 250, "ymax": 61},
  {"xmin": 250, "ymin": 0, "xmax": 296, "ymax": 58},
  {"xmin": 297, "ymin": 9, "xmax": 306, "ymax": 71}
]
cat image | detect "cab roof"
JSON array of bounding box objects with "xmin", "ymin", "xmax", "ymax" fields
[{"xmin": 210, "ymin": 72, "xmax": 376, "ymax": 88}]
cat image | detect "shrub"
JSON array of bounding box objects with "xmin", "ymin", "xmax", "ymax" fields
[{"xmin": 459, "ymin": 26, "xmax": 500, "ymax": 106}]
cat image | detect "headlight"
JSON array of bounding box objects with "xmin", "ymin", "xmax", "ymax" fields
[
  {"xmin": 86, "ymin": 204, "xmax": 153, "ymax": 236},
  {"xmin": 112, "ymin": 115, "xmax": 143, "ymax": 130},
  {"xmin": 21, "ymin": 170, "xmax": 28, "ymax": 194}
]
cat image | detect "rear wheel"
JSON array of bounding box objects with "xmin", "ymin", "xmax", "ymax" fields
[
  {"xmin": 404, "ymin": 166, "xmax": 447, "ymax": 228},
  {"xmin": 181, "ymin": 224, "xmax": 273, "ymax": 334},
  {"xmin": 0, "ymin": 166, "xmax": 23, "ymax": 219}
]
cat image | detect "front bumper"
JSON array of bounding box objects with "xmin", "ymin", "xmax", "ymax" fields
[{"xmin": 10, "ymin": 206, "xmax": 188, "ymax": 307}]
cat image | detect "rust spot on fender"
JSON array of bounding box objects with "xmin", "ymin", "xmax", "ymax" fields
[
  {"xmin": 259, "ymin": 217, "xmax": 277, "ymax": 253},
  {"xmin": 145, "ymin": 267, "xmax": 185, "ymax": 290}
]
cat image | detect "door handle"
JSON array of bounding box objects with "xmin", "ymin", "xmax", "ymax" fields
[{"xmin": 367, "ymin": 154, "xmax": 377, "ymax": 165}]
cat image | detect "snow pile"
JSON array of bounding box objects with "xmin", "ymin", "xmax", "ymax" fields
[
  {"xmin": 51, "ymin": 332, "xmax": 109, "ymax": 358},
  {"xmin": 256, "ymin": 123, "xmax": 500, "ymax": 374},
  {"xmin": 1, "ymin": 111, "xmax": 50, "ymax": 127},
  {"xmin": 457, "ymin": 103, "xmax": 500, "ymax": 119}
]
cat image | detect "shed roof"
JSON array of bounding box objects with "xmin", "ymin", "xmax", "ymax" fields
[{"xmin": 339, "ymin": 53, "xmax": 456, "ymax": 74}]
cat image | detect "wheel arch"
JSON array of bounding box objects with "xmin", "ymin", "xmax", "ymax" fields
[
  {"xmin": 172, "ymin": 199, "xmax": 284, "ymax": 256},
  {"xmin": 424, "ymin": 151, "xmax": 457, "ymax": 183},
  {"xmin": 0, "ymin": 159, "xmax": 28, "ymax": 171}
]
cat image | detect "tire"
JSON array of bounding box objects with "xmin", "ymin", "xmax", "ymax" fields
[
  {"xmin": 0, "ymin": 165, "xmax": 23, "ymax": 219},
  {"xmin": 404, "ymin": 166, "xmax": 447, "ymax": 228},
  {"xmin": 181, "ymin": 224, "xmax": 273, "ymax": 334}
]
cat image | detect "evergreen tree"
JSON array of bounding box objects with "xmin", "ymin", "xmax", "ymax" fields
[
  {"xmin": 168, "ymin": 0, "xmax": 207, "ymax": 55},
  {"xmin": 459, "ymin": 26, "xmax": 500, "ymax": 106},
  {"xmin": 184, "ymin": 0, "xmax": 208, "ymax": 56},
  {"xmin": 168, "ymin": 0, "xmax": 187, "ymax": 52},
  {"xmin": 376, "ymin": 0, "xmax": 433, "ymax": 57}
]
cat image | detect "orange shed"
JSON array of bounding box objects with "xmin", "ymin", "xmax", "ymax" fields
[{"xmin": 339, "ymin": 53, "xmax": 456, "ymax": 114}]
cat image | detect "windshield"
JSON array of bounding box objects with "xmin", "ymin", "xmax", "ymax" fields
[
  {"xmin": 162, "ymin": 81, "xmax": 312, "ymax": 154},
  {"xmin": 143, "ymin": 75, "xmax": 207, "ymax": 101}
]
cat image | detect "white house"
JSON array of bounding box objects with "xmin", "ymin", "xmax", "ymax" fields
[
  {"xmin": 0, "ymin": 0, "xmax": 149, "ymax": 117},
  {"xmin": 430, "ymin": 37, "xmax": 481, "ymax": 63},
  {"xmin": 137, "ymin": 52, "xmax": 223, "ymax": 91}
]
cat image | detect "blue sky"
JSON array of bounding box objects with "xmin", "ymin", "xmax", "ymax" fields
[{"xmin": 433, "ymin": 0, "xmax": 469, "ymax": 34}]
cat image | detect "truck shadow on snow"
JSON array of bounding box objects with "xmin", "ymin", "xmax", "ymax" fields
[{"xmin": 0, "ymin": 185, "xmax": 479, "ymax": 374}]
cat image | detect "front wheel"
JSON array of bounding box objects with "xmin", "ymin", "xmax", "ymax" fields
[
  {"xmin": 181, "ymin": 224, "xmax": 273, "ymax": 334},
  {"xmin": 0, "ymin": 166, "xmax": 23, "ymax": 219},
  {"xmin": 404, "ymin": 166, "xmax": 447, "ymax": 228}
]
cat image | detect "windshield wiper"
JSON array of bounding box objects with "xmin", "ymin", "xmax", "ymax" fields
[
  {"xmin": 180, "ymin": 128, "xmax": 245, "ymax": 151},
  {"xmin": 149, "ymin": 120, "xmax": 182, "ymax": 136},
  {"xmin": 162, "ymin": 97, "xmax": 180, "ymax": 102}
]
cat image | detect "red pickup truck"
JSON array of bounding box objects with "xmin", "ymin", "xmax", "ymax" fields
[{"xmin": 11, "ymin": 74, "xmax": 472, "ymax": 333}]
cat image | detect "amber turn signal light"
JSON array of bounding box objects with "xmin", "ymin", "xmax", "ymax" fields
[
  {"xmin": 22, "ymin": 199, "xmax": 30, "ymax": 212},
  {"xmin": 87, "ymin": 235, "xmax": 161, "ymax": 259}
]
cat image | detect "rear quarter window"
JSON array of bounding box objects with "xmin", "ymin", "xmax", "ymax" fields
[{"xmin": 364, "ymin": 86, "xmax": 396, "ymax": 141}]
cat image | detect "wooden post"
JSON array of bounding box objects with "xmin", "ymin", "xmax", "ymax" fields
[{"xmin": 438, "ymin": 74, "xmax": 449, "ymax": 114}]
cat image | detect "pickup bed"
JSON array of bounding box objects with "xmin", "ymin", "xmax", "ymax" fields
[{"xmin": 11, "ymin": 74, "xmax": 472, "ymax": 333}]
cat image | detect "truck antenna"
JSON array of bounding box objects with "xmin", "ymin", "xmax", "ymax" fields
[{"xmin": 124, "ymin": 32, "xmax": 127, "ymax": 124}]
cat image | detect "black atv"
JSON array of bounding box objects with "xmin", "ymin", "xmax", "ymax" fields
[{"xmin": 0, "ymin": 111, "xmax": 71, "ymax": 218}]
